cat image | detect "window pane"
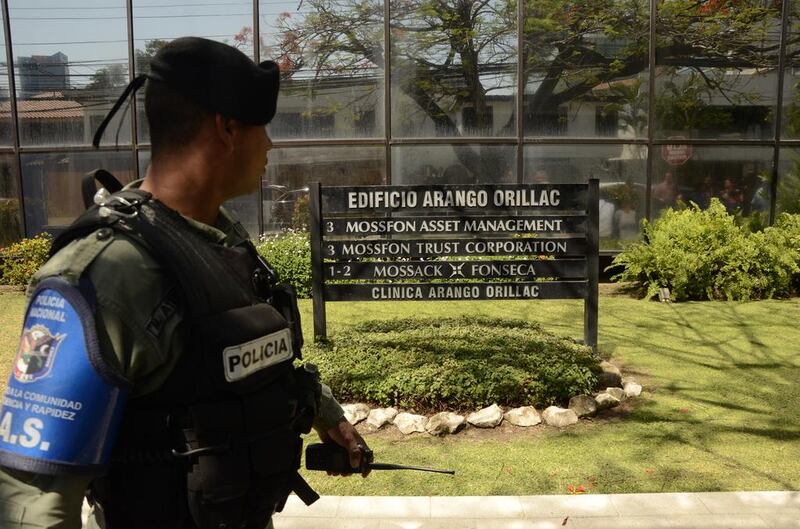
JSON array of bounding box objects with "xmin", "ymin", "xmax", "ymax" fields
[
  {"xmin": 264, "ymin": 145, "xmax": 385, "ymax": 230},
  {"xmin": 523, "ymin": 0, "xmax": 650, "ymax": 139},
  {"xmin": 21, "ymin": 150, "xmax": 135, "ymax": 236},
  {"xmin": 0, "ymin": 154, "xmax": 21, "ymax": 244},
  {"xmin": 8, "ymin": 1, "xmax": 131, "ymax": 147},
  {"xmin": 391, "ymin": 0, "xmax": 516, "ymax": 138},
  {"xmin": 781, "ymin": 3, "xmax": 800, "ymax": 139},
  {"xmin": 134, "ymin": 1, "xmax": 255, "ymax": 143},
  {"xmin": 654, "ymin": 1, "xmax": 781, "ymax": 140},
  {"xmin": 524, "ymin": 144, "xmax": 646, "ymax": 249},
  {"xmin": 0, "ymin": 14, "xmax": 12, "ymax": 146},
  {"xmin": 260, "ymin": 0, "xmax": 384, "ymax": 140},
  {"xmin": 651, "ymin": 145, "xmax": 772, "ymax": 221},
  {"xmin": 138, "ymin": 148, "xmax": 150, "ymax": 179},
  {"xmin": 392, "ymin": 144, "xmax": 515, "ymax": 184},
  {"xmin": 225, "ymin": 192, "xmax": 260, "ymax": 238},
  {"xmin": 777, "ymin": 148, "xmax": 800, "ymax": 215}
]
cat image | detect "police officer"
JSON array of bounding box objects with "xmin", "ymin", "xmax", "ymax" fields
[{"xmin": 0, "ymin": 37, "xmax": 368, "ymax": 529}]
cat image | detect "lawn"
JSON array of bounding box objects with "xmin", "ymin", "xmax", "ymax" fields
[{"xmin": 1, "ymin": 290, "xmax": 799, "ymax": 495}]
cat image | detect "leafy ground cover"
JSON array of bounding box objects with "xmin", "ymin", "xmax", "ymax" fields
[
  {"xmin": 305, "ymin": 317, "xmax": 598, "ymax": 411},
  {"xmin": 0, "ymin": 292, "xmax": 798, "ymax": 495}
]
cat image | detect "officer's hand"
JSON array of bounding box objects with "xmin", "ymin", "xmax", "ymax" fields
[{"xmin": 319, "ymin": 417, "xmax": 371, "ymax": 478}]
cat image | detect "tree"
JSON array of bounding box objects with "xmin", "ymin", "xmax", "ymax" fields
[
  {"xmin": 135, "ymin": 39, "xmax": 169, "ymax": 75},
  {"xmin": 86, "ymin": 63, "xmax": 127, "ymax": 90},
  {"xmin": 263, "ymin": 0, "xmax": 789, "ymax": 178}
]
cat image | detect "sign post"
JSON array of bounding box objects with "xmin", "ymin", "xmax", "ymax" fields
[
  {"xmin": 309, "ymin": 181, "xmax": 599, "ymax": 350},
  {"xmin": 309, "ymin": 182, "xmax": 326, "ymax": 339}
]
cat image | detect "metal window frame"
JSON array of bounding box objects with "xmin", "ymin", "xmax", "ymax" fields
[
  {"xmin": 0, "ymin": 0, "xmax": 794, "ymax": 238},
  {"xmin": 1, "ymin": 0, "xmax": 26, "ymax": 237}
]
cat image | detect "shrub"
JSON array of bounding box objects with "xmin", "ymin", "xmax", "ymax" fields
[
  {"xmin": 0, "ymin": 199, "xmax": 21, "ymax": 246},
  {"xmin": 291, "ymin": 195, "xmax": 310, "ymax": 231},
  {"xmin": 256, "ymin": 230, "xmax": 312, "ymax": 297},
  {"xmin": 304, "ymin": 316, "xmax": 600, "ymax": 412},
  {"xmin": 0, "ymin": 233, "xmax": 52, "ymax": 287},
  {"xmin": 608, "ymin": 200, "xmax": 800, "ymax": 301}
]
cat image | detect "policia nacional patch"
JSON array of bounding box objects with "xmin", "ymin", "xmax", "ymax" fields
[{"xmin": 0, "ymin": 278, "xmax": 131, "ymax": 475}]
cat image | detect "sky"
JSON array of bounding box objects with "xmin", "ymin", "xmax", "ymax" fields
[{"xmin": 1, "ymin": 0, "xmax": 305, "ymax": 89}]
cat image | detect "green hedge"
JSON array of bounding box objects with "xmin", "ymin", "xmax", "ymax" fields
[
  {"xmin": 304, "ymin": 316, "xmax": 600, "ymax": 412},
  {"xmin": 0, "ymin": 233, "xmax": 52, "ymax": 287},
  {"xmin": 256, "ymin": 231, "xmax": 312, "ymax": 298},
  {"xmin": 608, "ymin": 200, "xmax": 800, "ymax": 301}
]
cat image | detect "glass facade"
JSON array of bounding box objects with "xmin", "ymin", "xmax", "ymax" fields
[{"xmin": 0, "ymin": 0, "xmax": 797, "ymax": 250}]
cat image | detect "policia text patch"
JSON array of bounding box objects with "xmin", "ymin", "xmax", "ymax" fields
[{"xmin": 223, "ymin": 328, "xmax": 293, "ymax": 382}]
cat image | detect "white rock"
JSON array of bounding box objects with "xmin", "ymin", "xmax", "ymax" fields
[
  {"xmin": 366, "ymin": 407, "xmax": 398, "ymax": 430},
  {"xmin": 595, "ymin": 392, "xmax": 621, "ymax": 410},
  {"xmin": 605, "ymin": 387, "xmax": 626, "ymax": 401},
  {"xmin": 425, "ymin": 412, "xmax": 466, "ymax": 435},
  {"xmin": 504, "ymin": 406, "xmax": 541, "ymax": 427},
  {"xmin": 342, "ymin": 403, "xmax": 370, "ymax": 425},
  {"xmin": 542, "ymin": 406, "xmax": 579, "ymax": 427},
  {"xmin": 467, "ymin": 404, "xmax": 504, "ymax": 428},
  {"xmin": 624, "ymin": 382, "xmax": 643, "ymax": 398},
  {"xmin": 393, "ymin": 412, "xmax": 427, "ymax": 435},
  {"xmin": 568, "ymin": 395, "xmax": 597, "ymax": 418}
]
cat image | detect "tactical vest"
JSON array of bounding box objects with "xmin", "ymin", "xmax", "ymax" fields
[{"xmin": 51, "ymin": 187, "xmax": 320, "ymax": 529}]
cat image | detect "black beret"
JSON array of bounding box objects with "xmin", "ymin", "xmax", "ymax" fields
[
  {"xmin": 149, "ymin": 37, "xmax": 280, "ymax": 125},
  {"xmin": 92, "ymin": 37, "xmax": 279, "ymax": 147}
]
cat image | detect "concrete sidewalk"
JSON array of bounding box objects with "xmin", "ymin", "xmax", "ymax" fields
[{"xmin": 271, "ymin": 492, "xmax": 800, "ymax": 529}]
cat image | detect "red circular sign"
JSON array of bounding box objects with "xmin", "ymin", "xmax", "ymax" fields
[{"xmin": 661, "ymin": 139, "xmax": 693, "ymax": 166}]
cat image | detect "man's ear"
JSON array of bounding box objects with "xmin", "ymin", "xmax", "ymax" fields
[{"xmin": 214, "ymin": 114, "xmax": 235, "ymax": 153}]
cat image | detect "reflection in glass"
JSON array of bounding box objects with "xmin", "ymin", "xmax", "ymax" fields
[
  {"xmin": 260, "ymin": 0, "xmax": 384, "ymax": 139},
  {"xmin": 392, "ymin": 145, "xmax": 515, "ymax": 185},
  {"xmin": 21, "ymin": 150, "xmax": 135, "ymax": 236},
  {"xmin": 522, "ymin": 0, "xmax": 649, "ymax": 138},
  {"xmin": 0, "ymin": 19, "xmax": 12, "ymax": 146},
  {"xmin": 264, "ymin": 145, "xmax": 385, "ymax": 230},
  {"xmin": 782, "ymin": 4, "xmax": 800, "ymax": 139},
  {"xmin": 391, "ymin": 0, "xmax": 516, "ymax": 138},
  {"xmin": 652, "ymin": 146, "xmax": 772, "ymax": 222},
  {"xmin": 524, "ymin": 144, "xmax": 646, "ymax": 248},
  {"xmin": 225, "ymin": 192, "xmax": 260, "ymax": 238},
  {"xmin": 654, "ymin": 0, "xmax": 781, "ymax": 140},
  {"xmin": 777, "ymin": 149, "xmax": 800, "ymax": 216},
  {"xmin": 8, "ymin": 0, "xmax": 131, "ymax": 147},
  {"xmin": 0, "ymin": 155, "xmax": 21, "ymax": 244},
  {"xmin": 134, "ymin": 1, "xmax": 255, "ymax": 143}
]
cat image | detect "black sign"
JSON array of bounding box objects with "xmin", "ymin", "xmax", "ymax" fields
[
  {"xmin": 325, "ymin": 259, "xmax": 586, "ymax": 280},
  {"xmin": 309, "ymin": 181, "xmax": 600, "ymax": 350},
  {"xmin": 324, "ymin": 237, "xmax": 586, "ymax": 259},
  {"xmin": 322, "ymin": 215, "xmax": 586, "ymax": 236},
  {"xmin": 322, "ymin": 184, "xmax": 587, "ymax": 213},
  {"xmin": 324, "ymin": 281, "xmax": 587, "ymax": 301}
]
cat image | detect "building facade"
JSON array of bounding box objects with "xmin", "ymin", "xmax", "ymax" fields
[{"xmin": 1, "ymin": 0, "xmax": 799, "ymax": 250}]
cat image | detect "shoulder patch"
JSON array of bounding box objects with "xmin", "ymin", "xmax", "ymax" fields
[{"xmin": 0, "ymin": 278, "xmax": 130, "ymax": 475}]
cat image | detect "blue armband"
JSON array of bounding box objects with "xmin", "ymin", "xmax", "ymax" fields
[{"xmin": 0, "ymin": 278, "xmax": 131, "ymax": 475}]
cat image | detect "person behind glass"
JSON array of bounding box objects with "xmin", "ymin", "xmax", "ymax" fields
[
  {"xmin": 0, "ymin": 37, "xmax": 368, "ymax": 529},
  {"xmin": 532, "ymin": 169, "xmax": 549, "ymax": 184},
  {"xmin": 652, "ymin": 171, "xmax": 678, "ymax": 209},
  {"xmin": 614, "ymin": 198, "xmax": 639, "ymax": 240},
  {"xmin": 686, "ymin": 175, "xmax": 716, "ymax": 209},
  {"xmin": 720, "ymin": 178, "xmax": 744, "ymax": 213}
]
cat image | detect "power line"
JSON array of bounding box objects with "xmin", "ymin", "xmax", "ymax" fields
[
  {"xmin": 13, "ymin": 13, "xmax": 252, "ymax": 20},
  {"xmin": 9, "ymin": 2, "xmax": 250, "ymax": 9},
  {"xmin": 13, "ymin": 35, "xmax": 236, "ymax": 45}
]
